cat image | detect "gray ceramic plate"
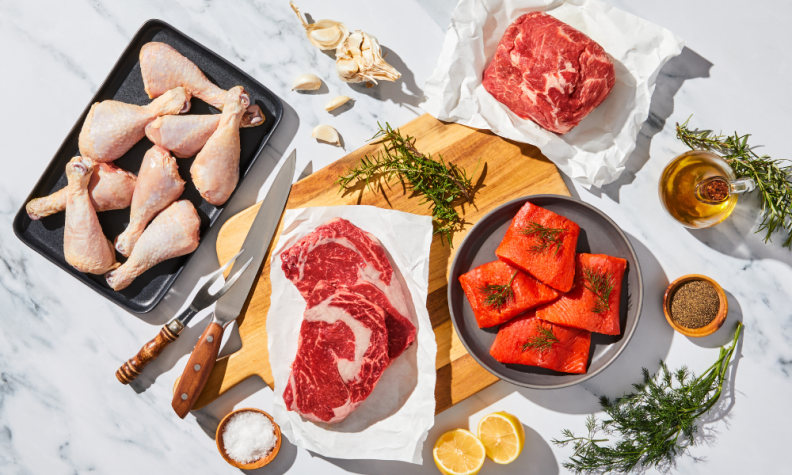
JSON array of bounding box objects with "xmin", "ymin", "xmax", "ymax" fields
[{"xmin": 448, "ymin": 195, "xmax": 643, "ymax": 389}]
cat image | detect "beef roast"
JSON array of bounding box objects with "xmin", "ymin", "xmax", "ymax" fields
[
  {"xmin": 283, "ymin": 282, "xmax": 390, "ymax": 423},
  {"xmin": 281, "ymin": 217, "xmax": 416, "ymax": 360},
  {"xmin": 482, "ymin": 12, "xmax": 615, "ymax": 134}
]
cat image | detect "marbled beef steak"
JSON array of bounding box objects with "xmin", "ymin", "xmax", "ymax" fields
[{"xmin": 482, "ymin": 12, "xmax": 615, "ymax": 134}]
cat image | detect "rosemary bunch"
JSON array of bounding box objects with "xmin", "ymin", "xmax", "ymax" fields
[
  {"xmin": 554, "ymin": 322, "xmax": 743, "ymax": 474},
  {"xmin": 336, "ymin": 123, "xmax": 478, "ymax": 244},
  {"xmin": 676, "ymin": 117, "xmax": 792, "ymax": 249}
]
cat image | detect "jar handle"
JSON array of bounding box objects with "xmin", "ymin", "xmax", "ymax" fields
[
  {"xmin": 696, "ymin": 176, "xmax": 755, "ymax": 204},
  {"xmin": 729, "ymin": 177, "xmax": 756, "ymax": 194}
]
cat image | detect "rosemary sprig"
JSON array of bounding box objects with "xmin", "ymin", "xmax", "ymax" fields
[
  {"xmin": 521, "ymin": 325, "xmax": 560, "ymax": 353},
  {"xmin": 520, "ymin": 221, "xmax": 566, "ymax": 255},
  {"xmin": 583, "ymin": 266, "xmax": 614, "ymax": 314},
  {"xmin": 480, "ymin": 270, "xmax": 518, "ymax": 311},
  {"xmin": 553, "ymin": 322, "xmax": 743, "ymax": 474},
  {"xmin": 336, "ymin": 123, "xmax": 479, "ymax": 245},
  {"xmin": 676, "ymin": 117, "xmax": 792, "ymax": 249}
]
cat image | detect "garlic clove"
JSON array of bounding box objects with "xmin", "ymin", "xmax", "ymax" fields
[
  {"xmin": 311, "ymin": 124, "xmax": 341, "ymax": 146},
  {"xmin": 290, "ymin": 2, "xmax": 350, "ymax": 51},
  {"xmin": 325, "ymin": 96, "xmax": 352, "ymax": 112},
  {"xmin": 335, "ymin": 30, "xmax": 401, "ymax": 84},
  {"xmin": 292, "ymin": 73, "xmax": 322, "ymax": 91}
]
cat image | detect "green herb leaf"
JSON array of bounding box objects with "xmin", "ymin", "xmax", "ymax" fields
[
  {"xmin": 520, "ymin": 221, "xmax": 566, "ymax": 255},
  {"xmin": 521, "ymin": 325, "xmax": 560, "ymax": 353},
  {"xmin": 677, "ymin": 117, "xmax": 792, "ymax": 249},
  {"xmin": 336, "ymin": 123, "xmax": 479, "ymax": 246},
  {"xmin": 583, "ymin": 266, "xmax": 614, "ymax": 314},
  {"xmin": 480, "ymin": 270, "xmax": 518, "ymax": 311},
  {"xmin": 553, "ymin": 322, "xmax": 743, "ymax": 473}
]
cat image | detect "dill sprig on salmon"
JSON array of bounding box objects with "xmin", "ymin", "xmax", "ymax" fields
[
  {"xmin": 583, "ymin": 266, "xmax": 614, "ymax": 314},
  {"xmin": 520, "ymin": 220, "xmax": 566, "ymax": 255},
  {"xmin": 521, "ymin": 325, "xmax": 560, "ymax": 353},
  {"xmin": 480, "ymin": 270, "xmax": 518, "ymax": 311}
]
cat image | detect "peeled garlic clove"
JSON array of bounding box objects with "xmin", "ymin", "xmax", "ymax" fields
[
  {"xmin": 292, "ymin": 73, "xmax": 322, "ymax": 91},
  {"xmin": 335, "ymin": 31, "xmax": 401, "ymax": 84},
  {"xmin": 325, "ymin": 96, "xmax": 351, "ymax": 112},
  {"xmin": 290, "ymin": 2, "xmax": 349, "ymax": 50},
  {"xmin": 311, "ymin": 124, "xmax": 341, "ymax": 146}
]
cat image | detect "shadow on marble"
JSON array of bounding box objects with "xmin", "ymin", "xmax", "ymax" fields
[
  {"xmin": 687, "ymin": 192, "xmax": 792, "ymax": 268},
  {"xmin": 347, "ymin": 47, "xmax": 424, "ymax": 110},
  {"xmin": 513, "ymin": 232, "xmax": 673, "ymax": 413},
  {"xmin": 588, "ymin": 47, "xmax": 713, "ymax": 201}
]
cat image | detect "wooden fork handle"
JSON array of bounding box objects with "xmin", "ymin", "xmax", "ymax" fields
[
  {"xmin": 116, "ymin": 320, "xmax": 184, "ymax": 384},
  {"xmin": 171, "ymin": 321, "xmax": 224, "ymax": 419}
]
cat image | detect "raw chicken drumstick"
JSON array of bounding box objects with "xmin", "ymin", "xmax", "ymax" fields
[
  {"xmin": 139, "ymin": 42, "xmax": 264, "ymax": 128},
  {"xmin": 145, "ymin": 114, "xmax": 220, "ymax": 158},
  {"xmin": 63, "ymin": 157, "xmax": 119, "ymax": 274},
  {"xmin": 79, "ymin": 86, "xmax": 191, "ymax": 163},
  {"xmin": 26, "ymin": 163, "xmax": 136, "ymax": 220},
  {"xmin": 106, "ymin": 200, "xmax": 200, "ymax": 291},
  {"xmin": 190, "ymin": 86, "xmax": 247, "ymax": 205},
  {"xmin": 114, "ymin": 146, "xmax": 185, "ymax": 257}
]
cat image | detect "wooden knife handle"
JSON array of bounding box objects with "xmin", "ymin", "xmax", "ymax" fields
[
  {"xmin": 116, "ymin": 323, "xmax": 181, "ymax": 385},
  {"xmin": 171, "ymin": 321, "xmax": 224, "ymax": 419}
]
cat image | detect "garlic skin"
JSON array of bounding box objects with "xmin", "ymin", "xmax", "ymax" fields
[
  {"xmin": 311, "ymin": 124, "xmax": 341, "ymax": 146},
  {"xmin": 292, "ymin": 73, "xmax": 322, "ymax": 91},
  {"xmin": 325, "ymin": 96, "xmax": 352, "ymax": 112},
  {"xmin": 335, "ymin": 31, "xmax": 401, "ymax": 84},
  {"xmin": 290, "ymin": 2, "xmax": 349, "ymax": 51}
]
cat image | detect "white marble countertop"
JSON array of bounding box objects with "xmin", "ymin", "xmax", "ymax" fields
[{"xmin": 2, "ymin": 0, "xmax": 790, "ymax": 473}]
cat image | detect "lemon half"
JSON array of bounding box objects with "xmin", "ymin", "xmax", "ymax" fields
[
  {"xmin": 433, "ymin": 429, "xmax": 486, "ymax": 475},
  {"xmin": 476, "ymin": 411, "xmax": 525, "ymax": 464}
]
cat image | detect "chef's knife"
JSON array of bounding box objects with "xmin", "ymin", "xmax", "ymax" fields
[{"xmin": 171, "ymin": 150, "xmax": 297, "ymax": 418}]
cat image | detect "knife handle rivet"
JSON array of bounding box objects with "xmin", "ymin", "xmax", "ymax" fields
[
  {"xmin": 181, "ymin": 393, "xmax": 188, "ymax": 400},
  {"xmin": 207, "ymin": 336, "xmax": 214, "ymax": 343},
  {"xmin": 194, "ymin": 364, "xmax": 201, "ymax": 371}
]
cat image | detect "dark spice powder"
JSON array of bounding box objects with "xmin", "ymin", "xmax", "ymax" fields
[{"xmin": 670, "ymin": 280, "xmax": 720, "ymax": 329}]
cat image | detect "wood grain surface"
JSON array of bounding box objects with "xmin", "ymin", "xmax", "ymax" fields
[{"xmin": 189, "ymin": 113, "xmax": 570, "ymax": 413}]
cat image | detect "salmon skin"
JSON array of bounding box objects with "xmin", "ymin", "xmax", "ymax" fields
[
  {"xmin": 489, "ymin": 311, "xmax": 591, "ymax": 374},
  {"xmin": 536, "ymin": 253, "xmax": 626, "ymax": 335},
  {"xmin": 495, "ymin": 201, "xmax": 580, "ymax": 292},
  {"xmin": 459, "ymin": 260, "xmax": 560, "ymax": 328}
]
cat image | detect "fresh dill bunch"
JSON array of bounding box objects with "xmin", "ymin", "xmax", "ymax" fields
[
  {"xmin": 521, "ymin": 325, "xmax": 560, "ymax": 353},
  {"xmin": 582, "ymin": 266, "xmax": 614, "ymax": 314},
  {"xmin": 520, "ymin": 221, "xmax": 566, "ymax": 254},
  {"xmin": 553, "ymin": 322, "xmax": 743, "ymax": 474},
  {"xmin": 480, "ymin": 270, "xmax": 518, "ymax": 311},
  {"xmin": 336, "ymin": 122, "xmax": 479, "ymax": 245},
  {"xmin": 676, "ymin": 117, "xmax": 792, "ymax": 249}
]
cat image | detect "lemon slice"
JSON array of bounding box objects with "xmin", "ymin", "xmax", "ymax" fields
[
  {"xmin": 476, "ymin": 411, "xmax": 525, "ymax": 464},
  {"xmin": 433, "ymin": 429, "xmax": 486, "ymax": 475}
]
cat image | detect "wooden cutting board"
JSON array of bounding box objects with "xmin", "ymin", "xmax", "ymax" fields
[{"xmin": 189, "ymin": 113, "xmax": 569, "ymax": 413}]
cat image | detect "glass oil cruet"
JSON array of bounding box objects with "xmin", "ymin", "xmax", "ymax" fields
[{"xmin": 659, "ymin": 150, "xmax": 756, "ymax": 229}]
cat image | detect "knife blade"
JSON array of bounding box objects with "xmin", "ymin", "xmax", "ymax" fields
[{"xmin": 171, "ymin": 150, "xmax": 297, "ymax": 418}]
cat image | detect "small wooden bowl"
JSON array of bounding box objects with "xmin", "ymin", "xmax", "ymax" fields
[
  {"xmin": 216, "ymin": 408, "xmax": 282, "ymax": 469},
  {"xmin": 663, "ymin": 274, "xmax": 728, "ymax": 338}
]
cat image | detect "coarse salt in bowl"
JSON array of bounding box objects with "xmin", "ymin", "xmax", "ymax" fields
[{"xmin": 216, "ymin": 408, "xmax": 282, "ymax": 469}]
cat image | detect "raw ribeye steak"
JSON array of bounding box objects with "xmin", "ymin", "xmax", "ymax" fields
[
  {"xmin": 482, "ymin": 12, "xmax": 616, "ymax": 134},
  {"xmin": 283, "ymin": 282, "xmax": 390, "ymax": 423},
  {"xmin": 281, "ymin": 217, "xmax": 416, "ymax": 360}
]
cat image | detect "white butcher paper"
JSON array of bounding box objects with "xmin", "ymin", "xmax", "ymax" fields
[
  {"xmin": 422, "ymin": 0, "xmax": 685, "ymax": 188},
  {"xmin": 268, "ymin": 205, "xmax": 436, "ymax": 463}
]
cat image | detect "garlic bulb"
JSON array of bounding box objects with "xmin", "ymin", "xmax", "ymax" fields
[
  {"xmin": 292, "ymin": 73, "xmax": 322, "ymax": 91},
  {"xmin": 335, "ymin": 31, "xmax": 401, "ymax": 84},
  {"xmin": 290, "ymin": 2, "xmax": 349, "ymax": 51},
  {"xmin": 311, "ymin": 124, "xmax": 341, "ymax": 146},
  {"xmin": 325, "ymin": 96, "xmax": 351, "ymax": 112}
]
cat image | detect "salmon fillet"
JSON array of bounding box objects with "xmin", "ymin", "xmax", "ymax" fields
[
  {"xmin": 459, "ymin": 260, "xmax": 560, "ymax": 328},
  {"xmin": 489, "ymin": 312, "xmax": 591, "ymax": 374},
  {"xmin": 495, "ymin": 202, "xmax": 580, "ymax": 292},
  {"xmin": 536, "ymin": 253, "xmax": 626, "ymax": 335}
]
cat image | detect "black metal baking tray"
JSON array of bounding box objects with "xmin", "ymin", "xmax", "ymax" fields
[{"xmin": 12, "ymin": 19, "xmax": 283, "ymax": 314}]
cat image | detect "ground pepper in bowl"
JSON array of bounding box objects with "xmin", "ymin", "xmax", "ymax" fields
[{"xmin": 669, "ymin": 280, "xmax": 720, "ymax": 328}]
